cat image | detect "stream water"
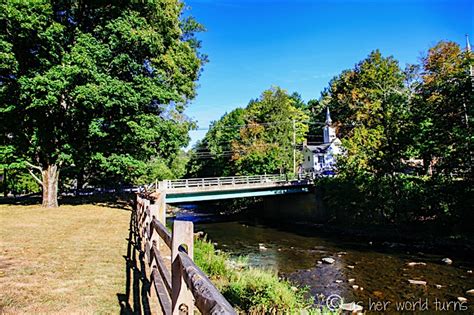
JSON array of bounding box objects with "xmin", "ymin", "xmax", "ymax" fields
[{"xmin": 174, "ymin": 204, "xmax": 474, "ymax": 313}]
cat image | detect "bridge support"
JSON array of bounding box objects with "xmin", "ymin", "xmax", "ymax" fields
[{"xmin": 261, "ymin": 188, "xmax": 328, "ymax": 222}]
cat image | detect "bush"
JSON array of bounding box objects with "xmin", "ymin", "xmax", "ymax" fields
[
  {"xmin": 224, "ymin": 267, "xmax": 312, "ymax": 313},
  {"xmin": 194, "ymin": 238, "xmax": 228, "ymax": 277},
  {"xmin": 194, "ymin": 239, "xmax": 319, "ymax": 313},
  {"xmin": 316, "ymin": 173, "xmax": 473, "ymax": 234}
]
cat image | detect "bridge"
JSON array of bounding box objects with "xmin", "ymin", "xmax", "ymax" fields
[
  {"xmin": 148, "ymin": 174, "xmax": 313, "ymax": 203},
  {"xmin": 136, "ymin": 174, "xmax": 314, "ymax": 313}
]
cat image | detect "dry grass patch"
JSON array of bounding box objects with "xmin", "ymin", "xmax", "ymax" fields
[{"xmin": 0, "ymin": 202, "xmax": 132, "ymax": 314}]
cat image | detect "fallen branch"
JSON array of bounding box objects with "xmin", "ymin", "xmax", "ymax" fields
[{"xmin": 27, "ymin": 168, "xmax": 43, "ymax": 186}]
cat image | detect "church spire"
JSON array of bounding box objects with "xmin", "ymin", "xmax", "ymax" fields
[
  {"xmin": 323, "ymin": 107, "xmax": 336, "ymax": 143},
  {"xmin": 325, "ymin": 107, "xmax": 332, "ymax": 125},
  {"xmin": 466, "ymin": 34, "xmax": 472, "ymax": 52}
]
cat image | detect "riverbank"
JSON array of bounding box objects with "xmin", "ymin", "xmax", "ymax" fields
[
  {"xmin": 177, "ymin": 204, "xmax": 474, "ymax": 313},
  {"xmin": 194, "ymin": 238, "xmax": 322, "ymax": 313},
  {"xmin": 194, "ymin": 195, "xmax": 474, "ymax": 260}
]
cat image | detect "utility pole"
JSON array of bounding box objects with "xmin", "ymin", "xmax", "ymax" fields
[
  {"xmin": 464, "ymin": 34, "xmax": 472, "ymax": 129},
  {"xmin": 292, "ymin": 119, "xmax": 296, "ymax": 175}
]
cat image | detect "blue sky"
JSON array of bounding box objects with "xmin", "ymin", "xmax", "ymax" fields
[{"xmin": 184, "ymin": 0, "xmax": 473, "ymax": 147}]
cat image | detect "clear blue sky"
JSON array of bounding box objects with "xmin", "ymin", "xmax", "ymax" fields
[{"xmin": 184, "ymin": 0, "xmax": 473, "ymax": 147}]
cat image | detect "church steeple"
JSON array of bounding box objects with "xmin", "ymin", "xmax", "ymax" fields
[
  {"xmin": 323, "ymin": 107, "xmax": 336, "ymax": 143},
  {"xmin": 325, "ymin": 106, "xmax": 332, "ymax": 125},
  {"xmin": 466, "ymin": 34, "xmax": 472, "ymax": 52}
]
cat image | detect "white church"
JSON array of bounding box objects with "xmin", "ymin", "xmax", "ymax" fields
[{"xmin": 302, "ymin": 108, "xmax": 342, "ymax": 175}]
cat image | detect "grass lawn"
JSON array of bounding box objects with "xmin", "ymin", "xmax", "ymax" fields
[{"xmin": 0, "ymin": 201, "xmax": 134, "ymax": 314}]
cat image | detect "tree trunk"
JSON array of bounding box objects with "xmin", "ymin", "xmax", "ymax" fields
[
  {"xmin": 76, "ymin": 171, "xmax": 83, "ymax": 196},
  {"xmin": 3, "ymin": 168, "xmax": 7, "ymax": 198},
  {"xmin": 42, "ymin": 164, "xmax": 59, "ymax": 208}
]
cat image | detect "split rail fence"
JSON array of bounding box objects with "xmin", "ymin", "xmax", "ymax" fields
[{"xmin": 135, "ymin": 193, "xmax": 236, "ymax": 314}]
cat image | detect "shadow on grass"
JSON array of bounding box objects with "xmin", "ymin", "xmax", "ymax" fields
[
  {"xmin": 0, "ymin": 193, "xmax": 134, "ymax": 210},
  {"xmin": 117, "ymin": 206, "xmax": 152, "ymax": 314}
]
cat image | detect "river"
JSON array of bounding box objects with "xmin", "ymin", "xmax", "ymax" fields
[{"xmin": 174, "ymin": 204, "xmax": 474, "ymax": 313}]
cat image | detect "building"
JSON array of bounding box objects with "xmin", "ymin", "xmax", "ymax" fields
[{"xmin": 302, "ymin": 108, "xmax": 342, "ymax": 175}]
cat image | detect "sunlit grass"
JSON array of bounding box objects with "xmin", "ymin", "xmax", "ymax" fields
[{"xmin": 0, "ymin": 203, "xmax": 131, "ymax": 314}]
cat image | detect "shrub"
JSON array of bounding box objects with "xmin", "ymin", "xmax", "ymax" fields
[{"xmin": 194, "ymin": 239, "xmax": 319, "ymax": 313}]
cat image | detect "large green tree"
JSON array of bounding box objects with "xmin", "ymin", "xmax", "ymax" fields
[
  {"xmin": 1, "ymin": 1, "xmax": 205, "ymax": 207},
  {"xmin": 320, "ymin": 50, "xmax": 410, "ymax": 175},
  {"xmin": 187, "ymin": 87, "xmax": 308, "ymax": 177},
  {"xmin": 187, "ymin": 108, "xmax": 246, "ymax": 177},
  {"xmin": 316, "ymin": 43, "xmax": 472, "ymax": 226},
  {"xmin": 411, "ymin": 41, "xmax": 472, "ymax": 177}
]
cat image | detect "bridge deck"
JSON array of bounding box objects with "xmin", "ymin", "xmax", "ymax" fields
[{"xmin": 148, "ymin": 174, "xmax": 312, "ymax": 203}]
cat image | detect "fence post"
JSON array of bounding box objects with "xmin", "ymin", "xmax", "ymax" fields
[
  {"xmin": 137, "ymin": 195, "xmax": 144, "ymax": 236},
  {"xmin": 141, "ymin": 198, "xmax": 150, "ymax": 240},
  {"xmin": 171, "ymin": 220, "xmax": 194, "ymax": 315},
  {"xmin": 148, "ymin": 202, "xmax": 159, "ymax": 267},
  {"xmin": 155, "ymin": 191, "xmax": 167, "ymax": 250}
]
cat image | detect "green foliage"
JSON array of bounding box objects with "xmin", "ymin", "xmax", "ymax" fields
[
  {"xmin": 187, "ymin": 108, "xmax": 246, "ymax": 177},
  {"xmin": 0, "ymin": 1, "xmax": 205, "ymax": 203},
  {"xmin": 188, "ymin": 87, "xmax": 309, "ymax": 177},
  {"xmin": 317, "ymin": 174, "xmax": 473, "ymax": 233},
  {"xmin": 314, "ymin": 42, "xmax": 472, "ymax": 230},
  {"xmin": 320, "ymin": 50, "xmax": 410, "ymax": 175},
  {"xmin": 411, "ymin": 41, "xmax": 473, "ymax": 176},
  {"xmin": 194, "ymin": 238, "xmax": 229, "ymax": 277},
  {"xmin": 224, "ymin": 268, "xmax": 312, "ymax": 313},
  {"xmin": 194, "ymin": 239, "xmax": 316, "ymax": 313},
  {"xmin": 1, "ymin": 167, "xmax": 40, "ymax": 195}
]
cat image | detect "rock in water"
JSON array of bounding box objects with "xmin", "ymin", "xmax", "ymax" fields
[
  {"xmin": 258, "ymin": 244, "xmax": 267, "ymax": 251},
  {"xmin": 466, "ymin": 289, "xmax": 474, "ymax": 296},
  {"xmin": 408, "ymin": 279, "xmax": 427, "ymax": 285},
  {"xmin": 340, "ymin": 302, "xmax": 363, "ymax": 313},
  {"xmin": 194, "ymin": 231, "xmax": 205, "ymax": 238},
  {"xmin": 335, "ymin": 280, "xmax": 343, "ymax": 283},
  {"xmin": 322, "ymin": 257, "xmax": 335, "ymax": 264},
  {"xmin": 457, "ymin": 297, "xmax": 467, "ymax": 303},
  {"xmin": 441, "ymin": 258, "xmax": 453, "ymax": 265},
  {"xmin": 407, "ymin": 262, "xmax": 426, "ymax": 267}
]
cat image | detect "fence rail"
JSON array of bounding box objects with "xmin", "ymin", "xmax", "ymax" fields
[{"xmin": 135, "ymin": 193, "xmax": 236, "ymax": 314}]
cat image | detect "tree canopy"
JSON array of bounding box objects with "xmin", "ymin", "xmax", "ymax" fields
[
  {"xmin": 315, "ymin": 42, "xmax": 472, "ymax": 227},
  {"xmin": 1, "ymin": 1, "xmax": 205, "ymax": 206},
  {"xmin": 187, "ymin": 87, "xmax": 309, "ymax": 177},
  {"xmin": 319, "ymin": 50, "xmax": 410, "ymax": 175}
]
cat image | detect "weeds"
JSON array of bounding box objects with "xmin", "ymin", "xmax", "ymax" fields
[{"xmin": 194, "ymin": 238, "xmax": 338, "ymax": 314}]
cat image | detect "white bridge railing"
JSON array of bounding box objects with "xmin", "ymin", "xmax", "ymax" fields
[{"xmin": 156, "ymin": 174, "xmax": 300, "ymax": 191}]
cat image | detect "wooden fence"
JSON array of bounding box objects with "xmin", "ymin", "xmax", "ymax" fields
[{"xmin": 135, "ymin": 193, "xmax": 236, "ymax": 314}]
